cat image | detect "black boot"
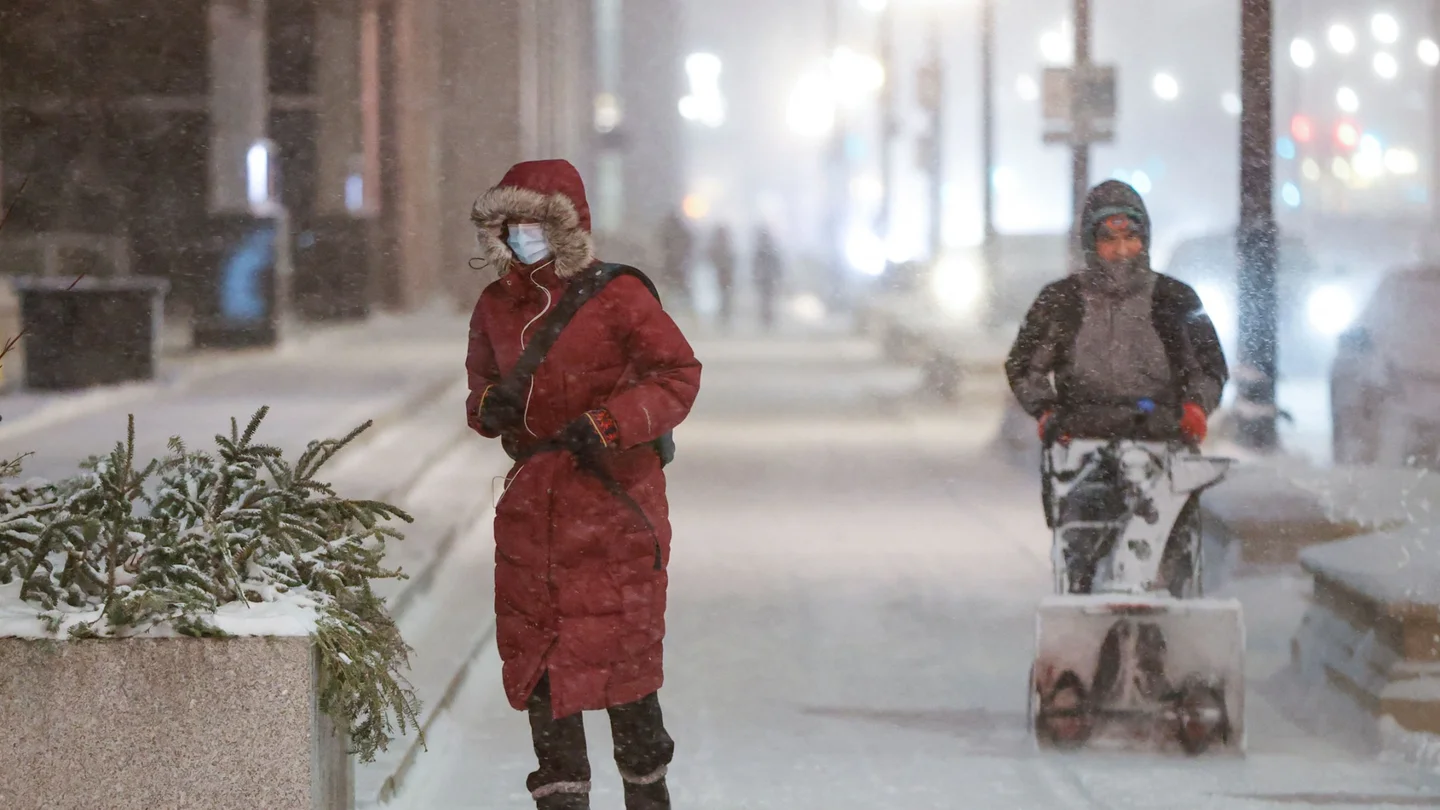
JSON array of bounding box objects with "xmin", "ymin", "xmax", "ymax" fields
[{"xmin": 622, "ymin": 775, "xmax": 671, "ymax": 810}]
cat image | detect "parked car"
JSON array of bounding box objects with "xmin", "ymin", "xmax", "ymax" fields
[
  {"xmin": 1163, "ymin": 232, "xmax": 1371, "ymax": 378},
  {"xmin": 1331, "ymin": 266, "xmax": 1440, "ymax": 467}
]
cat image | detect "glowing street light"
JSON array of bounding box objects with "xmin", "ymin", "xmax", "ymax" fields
[
  {"xmin": 1152, "ymin": 72, "xmax": 1180, "ymax": 101},
  {"xmin": 1290, "ymin": 37, "xmax": 1316, "ymax": 68},
  {"xmin": 1336, "ymin": 86, "xmax": 1359, "ymax": 113},
  {"xmin": 1385, "ymin": 148, "xmax": 1420, "ymax": 175},
  {"xmin": 1329, "ymin": 23, "xmax": 1356, "ymax": 54},
  {"xmin": 1419, "ymin": 39, "xmax": 1440, "ymax": 67},
  {"xmin": 787, "ymin": 70, "xmax": 836, "ymax": 138},
  {"xmin": 1374, "ymin": 52, "xmax": 1398, "ymax": 79},
  {"xmin": 1039, "ymin": 29, "xmax": 1071, "ymax": 64},
  {"xmin": 1371, "ymin": 13, "xmax": 1400, "ymax": 44}
]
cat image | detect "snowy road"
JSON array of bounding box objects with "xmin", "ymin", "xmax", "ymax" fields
[{"xmin": 385, "ymin": 333, "xmax": 1440, "ymax": 809}]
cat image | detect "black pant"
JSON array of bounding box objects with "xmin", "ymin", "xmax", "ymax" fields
[{"xmin": 526, "ymin": 674, "xmax": 674, "ymax": 810}]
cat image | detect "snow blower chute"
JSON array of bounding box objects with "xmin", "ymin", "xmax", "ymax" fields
[{"xmin": 1027, "ymin": 437, "xmax": 1244, "ymax": 755}]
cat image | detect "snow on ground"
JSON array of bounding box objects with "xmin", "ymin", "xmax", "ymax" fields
[{"xmin": 374, "ymin": 329, "xmax": 1440, "ymax": 809}]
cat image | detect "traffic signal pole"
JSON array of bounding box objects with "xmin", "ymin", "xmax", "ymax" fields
[
  {"xmin": 1070, "ymin": 0, "xmax": 1091, "ymax": 262},
  {"xmin": 1237, "ymin": 0, "xmax": 1280, "ymax": 450}
]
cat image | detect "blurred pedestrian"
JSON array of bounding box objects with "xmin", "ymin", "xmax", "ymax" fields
[
  {"xmin": 708, "ymin": 224, "xmax": 736, "ymax": 329},
  {"xmin": 658, "ymin": 211, "xmax": 693, "ymax": 310},
  {"xmin": 753, "ymin": 227, "xmax": 783, "ymax": 332}
]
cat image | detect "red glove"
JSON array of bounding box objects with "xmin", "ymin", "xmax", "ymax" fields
[
  {"xmin": 1180, "ymin": 402, "xmax": 1208, "ymax": 444},
  {"xmin": 1037, "ymin": 412, "xmax": 1070, "ymax": 445}
]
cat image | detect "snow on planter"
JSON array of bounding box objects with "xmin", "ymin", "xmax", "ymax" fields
[{"xmin": 0, "ymin": 408, "xmax": 420, "ymax": 809}]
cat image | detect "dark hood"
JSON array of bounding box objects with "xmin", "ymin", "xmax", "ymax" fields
[{"xmin": 1078, "ymin": 180, "xmax": 1153, "ymax": 296}]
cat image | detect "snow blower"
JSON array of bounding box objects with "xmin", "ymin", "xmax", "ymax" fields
[{"xmin": 1027, "ymin": 436, "xmax": 1244, "ymax": 756}]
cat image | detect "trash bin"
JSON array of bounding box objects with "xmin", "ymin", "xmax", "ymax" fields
[
  {"xmin": 190, "ymin": 214, "xmax": 282, "ymax": 350},
  {"xmin": 15, "ymin": 275, "xmax": 168, "ymax": 390},
  {"xmin": 294, "ymin": 217, "xmax": 371, "ymax": 322}
]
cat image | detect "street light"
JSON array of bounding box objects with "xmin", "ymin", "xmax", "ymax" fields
[
  {"xmin": 1290, "ymin": 38, "xmax": 1316, "ymax": 68},
  {"xmin": 1152, "ymin": 72, "xmax": 1180, "ymax": 100},
  {"xmin": 1336, "ymin": 86, "xmax": 1359, "ymax": 113},
  {"xmin": 1329, "ymin": 23, "xmax": 1356, "ymax": 54},
  {"xmin": 1419, "ymin": 39, "xmax": 1440, "ymax": 67},
  {"xmin": 1374, "ymin": 52, "xmax": 1398, "ymax": 79},
  {"xmin": 1371, "ymin": 13, "xmax": 1400, "ymax": 44}
]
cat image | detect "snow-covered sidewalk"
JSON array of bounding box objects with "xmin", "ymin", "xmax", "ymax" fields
[{"xmin": 0, "ymin": 305, "xmax": 472, "ymax": 485}]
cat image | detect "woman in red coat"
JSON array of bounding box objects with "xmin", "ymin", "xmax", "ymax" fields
[{"xmin": 466, "ymin": 159, "xmax": 702, "ymax": 810}]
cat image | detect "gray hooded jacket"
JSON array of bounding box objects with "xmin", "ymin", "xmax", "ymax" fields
[{"xmin": 1005, "ymin": 181, "xmax": 1228, "ymax": 440}]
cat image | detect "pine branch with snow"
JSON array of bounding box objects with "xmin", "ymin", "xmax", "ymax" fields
[{"xmin": 0, "ymin": 408, "xmax": 421, "ymax": 761}]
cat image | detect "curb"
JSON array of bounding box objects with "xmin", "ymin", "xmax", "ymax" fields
[{"xmin": 375, "ymin": 622, "xmax": 497, "ymax": 804}]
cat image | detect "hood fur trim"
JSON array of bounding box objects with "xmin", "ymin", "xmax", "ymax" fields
[{"xmin": 471, "ymin": 185, "xmax": 595, "ymax": 279}]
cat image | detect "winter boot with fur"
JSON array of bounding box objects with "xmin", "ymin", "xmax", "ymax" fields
[{"xmin": 621, "ymin": 768, "xmax": 671, "ymax": 810}]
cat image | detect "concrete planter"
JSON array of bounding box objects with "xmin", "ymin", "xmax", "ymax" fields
[
  {"xmin": 0, "ymin": 636, "xmax": 351, "ymax": 810},
  {"xmin": 1294, "ymin": 529, "xmax": 1440, "ymax": 737}
]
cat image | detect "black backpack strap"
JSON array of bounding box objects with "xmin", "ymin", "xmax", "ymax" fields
[{"xmin": 496, "ymin": 265, "xmax": 613, "ymax": 398}]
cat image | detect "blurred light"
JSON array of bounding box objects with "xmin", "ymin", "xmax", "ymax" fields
[
  {"xmin": 1329, "ymin": 24, "xmax": 1356, "ymax": 54},
  {"xmin": 1016, "ymin": 75, "xmax": 1039, "ymax": 101},
  {"xmin": 1152, "ymin": 72, "xmax": 1180, "ymax": 101},
  {"xmin": 345, "ymin": 173, "xmax": 364, "ymax": 212},
  {"xmin": 1372, "ymin": 13, "xmax": 1400, "ymax": 44},
  {"xmin": 1359, "ymin": 133, "xmax": 1383, "ymax": 155},
  {"xmin": 789, "ymin": 293, "xmax": 828, "ymax": 324},
  {"xmin": 594, "ymin": 93, "xmax": 622, "ymax": 132},
  {"xmin": 1353, "ymin": 150, "xmax": 1383, "ymax": 179},
  {"xmin": 1307, "ymin": 284, "xmax": 1358, "ymax": 336},
  {"xmin": 851, "ymin": 174, "xmax": 884, "ymax": 206},
  {"xmin": 1281, "ymin": 182, "xmax": 1301, "ymax": 207},
  {"xmin": 858, "ymin": 0, "xmax": 888, "ymax": 11},
  {"xmin": 1374, "ymin": 52, "xmax": 1399, "ymax": 79},
  {"xmin": 787, "ymin": 70, "xmax": 836, "ymax": 137},
  {"xmin": 1039, "ymin": 30, "xmax": 1071, "ymax": 64},
  {"xmin": 681, "ymin": 193, "xmax": 710, "ymax": 220},
  {"xmin": 1336, "ymin": 121, "xmax": 1359, "ymax": 147},
  {"xmin": 1386, "ymin": 147, "xmax": 1420, "ymax": 175},
  {"xmin": 991, "ymin": 165, "xmax": 1016, "ymax": 192},
  {"xmin": 1131, "ymin": 170, "xmax": 1153, "ymax": 194},
  {"xmin": 681, "ymin": 53, "xmax": 725, "ymax": 127},
  {"xmin": 930, "ymin": 256, "xmax": 985, "ymax": 318},
  {"xmin": 1193, "ymin": 281, "xmax": 1236, "ymax": 347},
  {"xmin": 1336, "ymin": 86, "xmax": 1359, "ymax": 112},
  {"xmin": 1420, "ymin": 39, "xmax": 1440, "ymax": 67},
  {"xmin": 1221, "ymin": 91, "xmax": 1241, "ymax": 115},
  {"xmin": 246, "ymin": 140, "xmax": 270, "ymax": 208},
  {"xmin": 845, "ymin": 228, "xmax": 888, "ymax": 276},
  {"xmin": 1302, "ymin": 158, "xmax": 1322, "ymax": 181},
  {"xmin": 1332, "ymin": 156, "xmax": 1353, "ymax": 181},
  {"xmin": 1291, "ymin": 114, "xmax": 1313, "ymax": 142},
  {"xmin": 830, "ymin": 48, "xmax": 886, "ymax": 102},
  {"xmin": 1290, "ymin": 38, "xmax": 1316, "ymax": 68},
  {"xmin": 1276, "ymin": 136, "xmax": 1296, "ymax": 160},
  {"xmin": 685, "ymin": 52, "xmax": 722, "ymax": 80}
]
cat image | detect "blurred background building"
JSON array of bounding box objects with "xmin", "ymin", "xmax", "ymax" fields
[{"xmin": 1, "ymin": 0, "xmax": 1439, "ymax": 322}]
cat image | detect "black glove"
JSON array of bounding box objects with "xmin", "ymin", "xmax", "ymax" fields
[
  {"xmin": 479, "ymin": 385, "xmax": 525, "ymax": 435},
  {"xmin": 556, "ymin": 415, "xmax": 606, "ymax": 459}
]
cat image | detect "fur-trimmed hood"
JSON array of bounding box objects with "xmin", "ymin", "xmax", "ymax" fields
[{"xmin": 471, "ymin": 159, "xmax": 596, "ymax": 279}]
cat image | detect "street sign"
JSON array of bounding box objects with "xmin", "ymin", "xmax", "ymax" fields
[{"xmin": 1042, "ymin": 64, "xmax": 1117, "ymax": 145}]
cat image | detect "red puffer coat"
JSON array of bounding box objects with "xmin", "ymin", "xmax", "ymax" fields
[{"xmin": 465, "ymin": 160, "xmax": 702, "ymax": 719}]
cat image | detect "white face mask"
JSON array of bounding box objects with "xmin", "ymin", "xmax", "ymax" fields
[{"xmin": 506, "ymin": 223, "xmax": 552, "ymax": 265}]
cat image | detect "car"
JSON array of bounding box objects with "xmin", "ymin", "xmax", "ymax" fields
[
  {"xmin": 1163, "ymin": 232, "xmax": 1369, "ymax": 379},
  {"xmin": 1330, "ymin": 266, "xmax": 1440, "ymax": 467}
]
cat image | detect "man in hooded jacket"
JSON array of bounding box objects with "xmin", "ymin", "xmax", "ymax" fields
[
  {"xmin": 1006, "ymin": 180, "xmax": 1228, "ymax": 591},
  {"xmin": 467, "ymin": 159, "xmax": 702, "ymax": 810}
]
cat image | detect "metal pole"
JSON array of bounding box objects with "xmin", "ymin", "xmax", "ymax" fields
[
  {"xmin": 1070, "ymin": 0, "xmax": 1090, "ymax": 260},
  {"xmin": 1237, "ymin": 0, "xmax": 1279, "ymax": 450},
  {"xmin": 980, "ymin": 0, "xmax": 997, "ymax": 311},
  {"xmin": 876, "ymin": 0, "xmax": 895, "ymax": 243},
  {"xmin": 927, "ymin": 11, "xmax": 945, "ymax": 260},
  {"xmin": 826, "ymin": 0, "xmax": 849, "ymax": 306}
]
